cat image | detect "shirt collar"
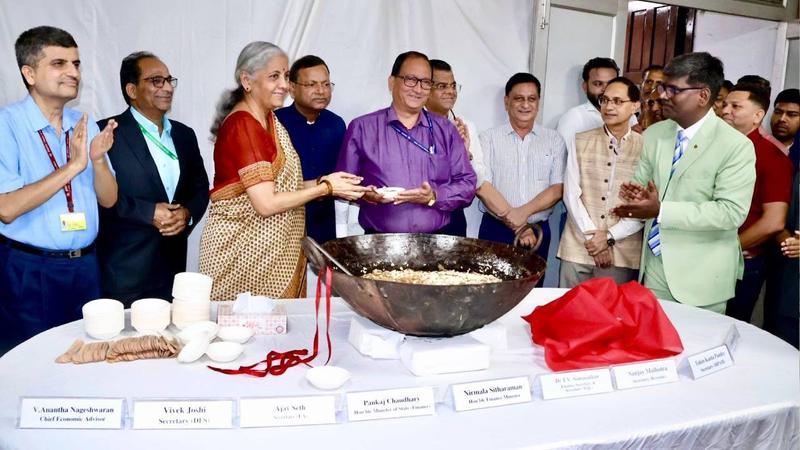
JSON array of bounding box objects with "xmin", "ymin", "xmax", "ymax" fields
[
  {"xmin": 130, "ymin": 106, "xmax": 171, "ymax": 136},
  {"xmin": 22, "ymin": 94, "xmax": 80, "ymax": 133},
  {"xmin": 502, "ymin": 122, "xmax": 540, "ymax": 136},
  {"xmin": 603, "ymin": 124, "xmax": 632, "ymax": 146},
  {"xmin": 677, "ymin": 108, "xmax": 713, "ymax": 141},
  {"xmin": 387, "ymin": 106, "xmax": 431, "ymax": 128},
  {"xmin": 582, "ymin": 100, "xmax": 601, "ymax": 114}
]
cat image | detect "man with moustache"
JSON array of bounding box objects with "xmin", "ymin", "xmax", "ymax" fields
[
  {"xmin": 97, "ymin": 52, "xmax": 209, "ymax": 304},
  {"xmin": 613, "ymin": 52, "xmax": 756, "ymax": 313},
  {"xmin": 720, "ymin": 77, "xmax": 792, "ymax": 322},
  {"xmin": 424, "ymin": 58, "xmax": 486, "ymax": 236},
  {"xmin": 639, "ymin": 65, "xmax": 665, "ymax": 130},
  {"xmin": 770, "ymin": 88, "xmax": 800, "ymax": 152},
  {"xmin": 558, "ymin": 77, "xmax": 644, "ymax": 287},
  {"xmin": 0, "ymin": 26, "xmax": 118, "ymax": 354},
  {"xmin": 336, "ymin": 51, "xmax": 476, "ymax": 234},
  {"xmin": 276, "ymin": 55, "xmax": 345, "ymax": 243},
  {"xmin": 477, "ymin": 73, "xmax": 566, "ymax": 275}
]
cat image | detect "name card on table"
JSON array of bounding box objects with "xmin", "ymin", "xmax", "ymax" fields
[
  {"xmin": 452, "ymin": 376, "xmax": 532, "ymax": 411},
  {"xmin": 132, "ymin": 399, "xmax": 233, "ymax": 429},
  {"xmin": 611, "ymin": 358, "xmax": 679, "ymax": 390},
  {"xmin": 239, "ymin": 396, "xmax": 337, "ymax": 427},
  {"xmin": 18, "ymin": 397, "xmax": 125, "ymax": 429},
  {"xmin": 346, "ymin": 387, "xmax": 435, "ymax": 422},
  {"xmin": 539, "ymin": 368, "xmax": 614, "ymax": 400},
  {"xmin": 687, "ymin": 345, "xmax": 734, "ymax": 380}
]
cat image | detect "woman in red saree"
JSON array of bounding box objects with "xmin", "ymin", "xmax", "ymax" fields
[{"xmin": 199, "ymin": 42, "xmax": 366, "ymax": 300}]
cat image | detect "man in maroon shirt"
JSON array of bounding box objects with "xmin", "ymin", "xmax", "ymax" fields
[{"xmin": 721, "ymin": 76, "xmax": 793, "ymax": 322}]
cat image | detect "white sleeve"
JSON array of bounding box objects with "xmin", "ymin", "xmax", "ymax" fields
[
  {"xmin": 465, "ymin": 120, "xmax": 487, "ymax": 187},
  {"xmin": 608, "ymin": 218, "xmax": 644, "ymax": 241},
  {"xmin": 478, "ymin": 130, "xmax": 493, "ymax": 185},
  {"xmin": 563, "ymin": 137, "xmax": 596, "ymax": 239}
]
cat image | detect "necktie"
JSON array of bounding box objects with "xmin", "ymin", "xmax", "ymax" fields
[{"xmin": 647, "ymin": 130, "xmax": 688, "ymax": 256}]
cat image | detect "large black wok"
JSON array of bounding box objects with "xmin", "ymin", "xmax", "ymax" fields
[{"xmin": 303, "ymin": 232, "xmax": 546, "ymax": 337}]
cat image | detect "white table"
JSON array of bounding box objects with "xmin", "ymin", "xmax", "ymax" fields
[{"xmin": 1, "ymin": 288, "xmax": 798, "ymax": 450}]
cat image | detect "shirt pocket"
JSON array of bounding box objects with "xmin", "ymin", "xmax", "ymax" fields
[
  {"xmin": 534, "ymin": 152, "xmax": 551, "ymax": 182},
  {"xmin": 429, "ymin": 153, "xmax": 451, "ymax": 183}
]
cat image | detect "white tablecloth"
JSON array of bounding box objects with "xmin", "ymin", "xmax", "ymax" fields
[{"xmin": 1, "ymin": 288, "xmax": 798, "ymax": 450}]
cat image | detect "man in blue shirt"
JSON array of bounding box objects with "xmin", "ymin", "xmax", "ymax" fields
[
  {"xmin": 275, "ymin": 55, "xmax": 345, "ymax": 243},
  {"xmin": 0, "ymin": 26, "xmax": 118, "ymax": 354},
  {"xmin": 97, "ymin": 52, "xmax": 209, "ymax": 304}
]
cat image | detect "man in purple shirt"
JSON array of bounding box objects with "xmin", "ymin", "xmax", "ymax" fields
[{"xmin": 336, "ymin": 51, "xmax": 476, "ymax": 233}]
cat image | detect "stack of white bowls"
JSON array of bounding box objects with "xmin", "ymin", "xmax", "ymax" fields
[
  {"xmin": 131, "ymin": 298, "xmax": 171, "ymax": 334},
  {"xmin": 82, "ymin": 299, "xmax": 124, "ymax": 340},
  {"xmin": 172, "ymin": 272, "xmax": 213, "ymax": 330}
]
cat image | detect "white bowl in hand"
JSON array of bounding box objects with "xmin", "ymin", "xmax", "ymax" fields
[{"xmin": 376, "ymin": 187, "xmax": 405, "ymax": 201}]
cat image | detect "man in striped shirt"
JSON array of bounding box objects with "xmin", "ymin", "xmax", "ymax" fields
[{"xmin": 477, "ymin": 73, "xmax": 567, "ymax": 280}]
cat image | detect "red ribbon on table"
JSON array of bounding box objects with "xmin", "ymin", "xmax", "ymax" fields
[{"xmin": 207, "ymin": 267, "xmax": 333, "ymax": 377}]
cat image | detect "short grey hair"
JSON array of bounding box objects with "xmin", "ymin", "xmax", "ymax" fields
[{"xmin": 210, "ymin": 41, "xmax": 286, "ymax": 138}]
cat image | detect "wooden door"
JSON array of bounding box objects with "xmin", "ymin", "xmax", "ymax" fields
[{"xmin": 623, "ymin": 4, "xmax": 696, "ymax": 83}]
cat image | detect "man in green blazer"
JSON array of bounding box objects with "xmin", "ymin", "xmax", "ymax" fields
[{"xmin": 613, "ymin": 52, "xmax": 756, "ymax": 313}]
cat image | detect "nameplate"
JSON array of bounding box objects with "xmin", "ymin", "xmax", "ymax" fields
[
  {"xmin": 18, "ymin": 397, "xmax": 124, "ymax": 429},
  {"xmin": 452, "ymin": 376, "xmax": 532, "ymax": 411},
  {"xmin": 539, "ymin": 368, "xmax": 614, "ymax": 400},
  {"xmin": 132, "ymin": 399, "xmax": 233, "ymax": 429},
  {"xmin": 346, "ymin": 387, "xmax": 435, "ymax": 422},
  {"xmin": 611, "ymin": 358, "xmax": 679, "ymax": 390},
  {"xmin": 687, "ymin": 345, "xmax": 734, "ymax": 380},
  {"xmin": 239, "ymin": 396, "xmax": 337, "ymax": 427}
]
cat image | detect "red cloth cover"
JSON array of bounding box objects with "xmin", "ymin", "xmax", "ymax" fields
[{"xmin": 522, "ymin": 278, "xmax": 684, "ymax": 371}]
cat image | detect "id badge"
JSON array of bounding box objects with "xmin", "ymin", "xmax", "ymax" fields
[{"xmin": 60, "ymin": 212, "xmax": 87, "ymax": 231}]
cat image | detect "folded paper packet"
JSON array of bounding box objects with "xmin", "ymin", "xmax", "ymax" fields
[{"xmin": 522, "ymin": 278, "xmax": 684, "ymax": 371}]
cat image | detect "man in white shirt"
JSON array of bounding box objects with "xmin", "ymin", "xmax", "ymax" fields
[
  {"xmin": 478, "ymin": 73, "xmax": 567, "ymax": 285},
  {"xmin": 425, "ymin": 59, "xmax": 486, "ymax": 236}
]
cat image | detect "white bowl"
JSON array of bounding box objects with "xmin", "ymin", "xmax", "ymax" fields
[
  {"xmin": 172, "ymin": 272, "xmax": 213, "ymax": 300},
  {"xmin": 305, "ymin": 366, "xmax": 351, "ymax": 390},
  {"xmin": 177, "ymin": 321, "xmax": 219, "ymax": 344},
  {"xmin": 206, "ymin": 342, "xmax": 243, "ymax": 362},
  {"xmin": 82, "ymin": 299, "xmax": 124, "ymax": 340},
  {"xmin": 131, "ymin": 298, "xmax": 171, "ymax": 333},
  {"xmin": 177, "ymin": 338, "xmax": 209, "ymax": 363},
  {"xmin": 376, "ymin": 186, "xmax": 405, "ymax": 200},
  {"xmin": 217, "ymin": 326, "xmax": 254, "ymax": 344}
]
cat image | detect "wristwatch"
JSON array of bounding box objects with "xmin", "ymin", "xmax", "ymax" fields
[
  {"xmin": 606, "ymin": 233, "xmax": 616, "ymax": 247},
  {"xmin": 426, "ymin": 191, "xmax": 437, "ymax": 207}
]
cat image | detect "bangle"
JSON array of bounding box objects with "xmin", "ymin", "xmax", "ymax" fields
[{"xmin": 320, "ymin": 179, "xmax": 333, "ymax": 196}]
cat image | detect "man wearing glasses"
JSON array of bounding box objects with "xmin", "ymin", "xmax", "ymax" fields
[
  {"xmin": 424, "ymin": 59, "xmax": 486, "ymax": 236},
  {"xmin": 0, "ymin": 26, "xmax": 118, "ymax": 354},
  {"xmin": 477, "ymin": 73, "xmax": 567, "ymax": 279},
  {"xmin": 97, "ymin": 52, "xmax": 209, "ymax": 305},
  {"xmin": 558, "ymin": 77, "xmax": 644, "ymax": 288},
  {"xmin": 613, "ymin": 52, "xmax": 756, "ymax": 313},
  {"xmin": 276, "ymin": 55, "xmax": 345, "ymax": 244},
  {"xmin": 336, "ymin": 51, "xmax": 476, "ymax": 234}
]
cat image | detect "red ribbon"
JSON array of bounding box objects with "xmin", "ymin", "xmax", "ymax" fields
[{"xmin": 208, "ymin": 267, "xmax": 333, "ymax": 377}]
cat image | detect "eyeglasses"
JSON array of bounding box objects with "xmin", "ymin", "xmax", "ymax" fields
[
  {"xmin": 598, "ymin": 96, "xmax": 634, "ymax": 107},
  {"xmin": 141, "ymin": 76, "xmax": 178, "ymax": 88},
  {"xmin": 396, "ymin": 75, "xmax": 433, "ymax": 90},
  {"xmin": 657, "ymin": 84, "xmax": 704, "ymax": 98},
  {"xmin": 432, "ymin": 82, "xmax": 462, "ymax": 92},
  {"xmin": 293, "ymin": 81, "xmax": 335, "ymax": 91}
]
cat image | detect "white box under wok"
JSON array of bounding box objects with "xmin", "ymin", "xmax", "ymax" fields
[{"xmin": 399, "ymin": 335, "xmax": 491, "ymax": 376}]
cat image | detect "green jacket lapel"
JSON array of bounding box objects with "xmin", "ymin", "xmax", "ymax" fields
[{"xmin": 670, "ymin": 114, "xmax": 718, "ymax": 181}]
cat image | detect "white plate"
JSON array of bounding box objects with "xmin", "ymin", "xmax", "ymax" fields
[
  {"xmin": 206, "ymin": 342, "xmax": 244, "ymax": 363},
  {"xmin": 177, "ymin": 338, "xmax": 209, "ymax": 363},
  {"xmin": 376, "ymin": 186, "xmax": 405, "ymax": 200},
  {"xmin": 217, "ymin": 326, "xmax": 254, "ymax": 344},
  {"xmin": 305, "ymin": 366, "xmax": 351, "ymax": 390},
  {"xmin": 177, "ymin": 321, "xmax": 219, "ymax": 344}
]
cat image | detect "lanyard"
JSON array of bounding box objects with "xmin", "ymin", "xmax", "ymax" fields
[
  {"xmin": 390, "ymin": 110, "xmax": 436, "ymax": 155},
  {"xmin": 38, "ymin": 130, "xmax": 74, "ymax": 213},
  {"xmin": 137, "ymin": 123, "xmax": 178, "ymax": 160}
]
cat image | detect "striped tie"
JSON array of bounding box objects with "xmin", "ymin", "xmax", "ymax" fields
[{"xmin": 647, "ymin": 130, "xmax": 688, "ymax": 256}]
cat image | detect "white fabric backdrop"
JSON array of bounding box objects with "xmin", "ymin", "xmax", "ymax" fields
[{"xmin": 0, "ymin": 0, "xmax": 534, "ymax": 270}]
